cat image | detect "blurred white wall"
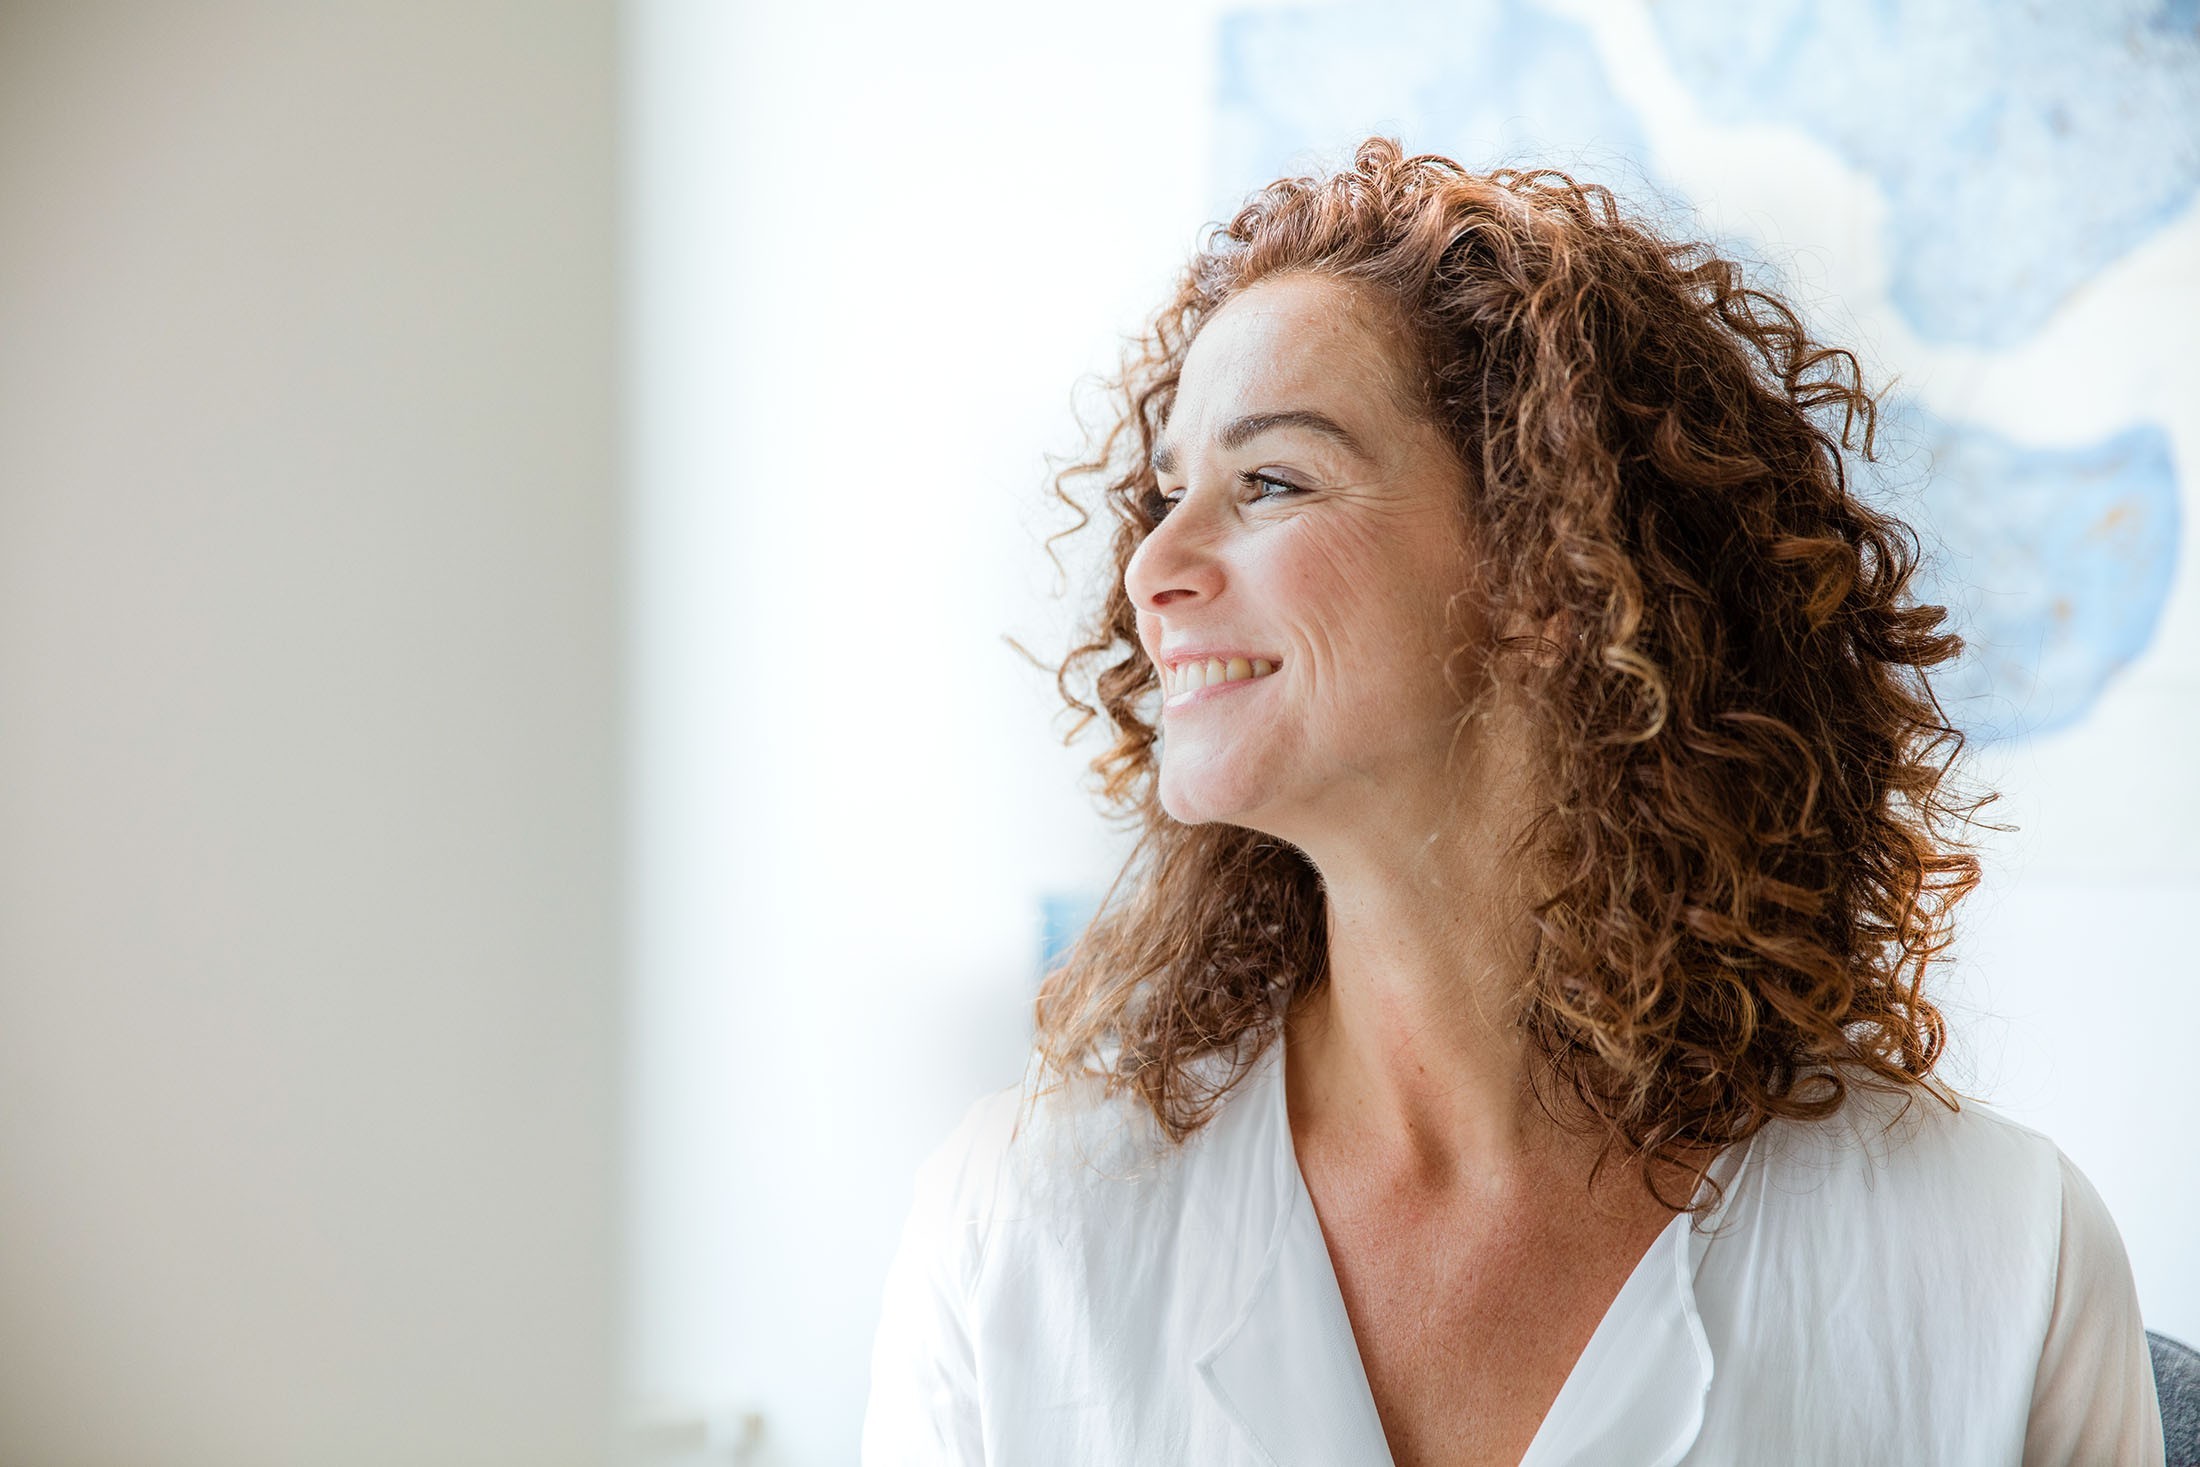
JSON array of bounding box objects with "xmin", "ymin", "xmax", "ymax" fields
[
  {"xmin": 622, "ymin": 2, "xmax": 1239, "ymax": 1460},
  {"xmin": 0, "ymin": 5, "xmax": 623, "ymax": 1465}
]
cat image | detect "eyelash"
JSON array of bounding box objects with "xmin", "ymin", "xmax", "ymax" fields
[{"xmin": 1149, "ymin": 470, "xmax": 1303, "ymax": 519}]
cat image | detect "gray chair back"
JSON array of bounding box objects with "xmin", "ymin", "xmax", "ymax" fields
[{"xmin": 2153, "ymin": 1330, "xmax": 2200, "ymax": 1467}]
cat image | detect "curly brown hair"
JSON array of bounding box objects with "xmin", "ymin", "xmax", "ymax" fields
[{"xmin": 1028, "ymin": 136, "xmax": 1999, "ymax": 1211}]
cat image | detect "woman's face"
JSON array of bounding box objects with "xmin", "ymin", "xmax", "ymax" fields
[{"xmin": 1125, "ymin": 271, "xmax": 1491, "ymax": 847}]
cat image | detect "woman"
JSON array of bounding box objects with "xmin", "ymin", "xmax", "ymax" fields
[{"xmin": 862, "ymin": 138, "xmax": 2164, "ymax": 1465}]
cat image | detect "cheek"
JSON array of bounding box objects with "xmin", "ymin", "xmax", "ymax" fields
[
  {"xmin": 1272, "ymin": 522, "xmax": 1441, "ymax": 670},
  {"xmin": 1281, "ymin": 534, "xmax": 1475, "ymax": 739},
  {"xmin": 1273, "ymin": 515, "xmax": 1377, "ymax": 619}
]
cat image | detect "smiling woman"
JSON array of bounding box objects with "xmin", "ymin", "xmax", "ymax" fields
[{"xmin": 861, "ymin": 138, "xmax": 2166, "ymax": 1465}]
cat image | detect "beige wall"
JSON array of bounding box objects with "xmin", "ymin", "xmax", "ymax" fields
[{"xmin": 0, "ymin": 6, "xmax": 623, "ymax": 1464}]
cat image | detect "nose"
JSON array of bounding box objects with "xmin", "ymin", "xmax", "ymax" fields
[{"xmin": 1124, "ymin": 488, "xmax": 1226, "ymax": 614}]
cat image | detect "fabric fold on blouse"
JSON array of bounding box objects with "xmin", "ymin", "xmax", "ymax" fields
[{"xmin": 862, "ymin": 1032, "xmax": 2166, "ymax": 1466}]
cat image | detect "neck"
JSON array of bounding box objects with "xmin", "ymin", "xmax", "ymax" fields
[
  {"xmin": 1276, "ymin": 711, "xmax": 1590, "ymax": 1194},
  {"xmin": 1285, "ymin": 845, "xmax": 1565, "ymax": 1190}
]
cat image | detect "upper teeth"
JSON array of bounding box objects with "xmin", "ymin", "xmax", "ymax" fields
[{"xmin": 1163, "ymin": 656, "xmax": 1276, "ymax": 698}]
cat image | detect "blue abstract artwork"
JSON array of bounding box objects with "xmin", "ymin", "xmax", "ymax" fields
[{"xmin": 1648, "ymin": 0, "xmax": 2200, "ymax": 349}]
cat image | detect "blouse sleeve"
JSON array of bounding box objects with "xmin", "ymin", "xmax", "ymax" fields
[
  {"xmin": 860, "ymin": 1095, "xmax": 1008, "ymax": 1466},
  {"xmin": 2020, "ymin": 1147, "xmax": 2164, "ymax": 1467}
]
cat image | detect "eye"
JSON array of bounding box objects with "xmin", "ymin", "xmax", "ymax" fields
[
  {"xmin": 1238, "ymin": 469, "xmax": 1304, "ymax": 500},
  {"xmin": 1143, "ymin": 471, "xmax": 1304, "ymax": 523}
]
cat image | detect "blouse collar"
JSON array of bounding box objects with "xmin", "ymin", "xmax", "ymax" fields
[{"xmin": 1188, "ymin": 1035, "xmax": 1755, "ymax": 1467}]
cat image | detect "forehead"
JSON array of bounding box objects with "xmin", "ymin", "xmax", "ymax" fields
[{"xmin": 1171, "ymin": 273, "xmax": 1412, "ymax": 429}]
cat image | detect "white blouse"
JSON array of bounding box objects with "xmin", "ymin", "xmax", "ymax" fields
[{"xmin": 863, "ymin": 1036, "xmax": 2164, "ymax": 1465}]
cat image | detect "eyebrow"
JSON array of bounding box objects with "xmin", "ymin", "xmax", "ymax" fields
[{"xmin": 1149, "ymin": 409, "xmax": 1370, "ymax": 477}]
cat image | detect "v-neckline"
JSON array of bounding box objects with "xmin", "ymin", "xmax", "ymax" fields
[{"xmin": 1261, "ymin": 1028, "xmax": 1758, "ymax": 1467}]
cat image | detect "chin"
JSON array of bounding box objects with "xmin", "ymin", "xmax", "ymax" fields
[{"xmin": 1158, "ymin": 767, "xmax": 1274, "ymax": 830}]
